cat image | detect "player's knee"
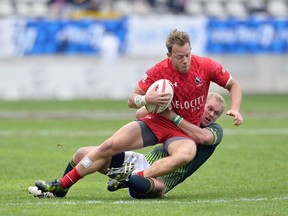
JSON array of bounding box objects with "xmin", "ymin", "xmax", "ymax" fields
[
  {"xmin": 73, "ymin": 147, "xmax": 91, "ymax": 163},
  {"xmin": 177, "ymin": 151, "xmax": 196, "ymax": 165},
  {"xmin": 153, "ymin": 179, "xmax": 165, "ymax": 194}
]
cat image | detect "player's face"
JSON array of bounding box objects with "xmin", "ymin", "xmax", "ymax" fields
[
  {"xmin": 169, "ymin": 43, "xmax": 191, "ymax": 74},
  {"xmin": 201, "ymin": 98, "xmax": 223, "ymax": 127}
]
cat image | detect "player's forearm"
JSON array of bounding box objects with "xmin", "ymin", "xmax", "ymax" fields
[
  {"xmin": 128, "ymin": 85, "xmax": 147, "ymax": 109},
  {"xmin": 177, "ymin": 119, "xmax": 214, "ymax": 145},
  {"xmin": 227, "ymin": 79, "xmax": 242, "ymax": 111},
  {"xmin": 230, "ymin": 89, "xmax": 242, "ymax": 112},
  {"xmin": 161, "ymin": 110, "xmax": 214, "ymax": 144},
  {"xmin": 135, "ymin": 107, "xmax": 150, "ymax": 119}
]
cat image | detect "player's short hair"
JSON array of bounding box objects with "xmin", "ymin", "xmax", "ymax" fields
[
  {"xmin": 166, "ymin": 29, "xmax": 191, "ymax": 54},
  {"xmin": 207, "ymin": 92, "xmax": 226, "ymax": 115}
]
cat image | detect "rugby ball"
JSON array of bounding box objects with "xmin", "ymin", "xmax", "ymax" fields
[{"xmin": 145, "ymin": 79, "xmax": 174, "ymax": 114}]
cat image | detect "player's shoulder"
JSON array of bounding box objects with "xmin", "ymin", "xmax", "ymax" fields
[
  {"xmin": 206, "ymin": 122, "xmax": 223, "ymax": 133},
  {"xmin": 205, "ymin": 122, "xmax": 223, "ymax": 146},
  {"xmin": 154, "ymin": 58, "xmax": 171, "ymax": 69}
]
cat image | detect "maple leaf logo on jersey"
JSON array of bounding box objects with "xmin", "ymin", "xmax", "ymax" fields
[{"xmin": 195, "ymin": 77, "xmax": 203, "ymax": 87}]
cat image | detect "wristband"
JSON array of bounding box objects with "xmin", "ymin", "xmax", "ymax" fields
[
  {"xmin": 175, "ymin": 117, "xmax": 184, "ymax": 126},
  {"xmin": 134, "ymin": 95, "xmax": 147, "ymax": 107},
  {"xmin": 171, "ymin": 114, "xmax": 184, "ymax": 126},
  {"xmin": 171, "ymin": 114, "xmax": 178, "ymax": 122}
]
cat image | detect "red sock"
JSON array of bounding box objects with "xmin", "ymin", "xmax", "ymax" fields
[
  {"xmin": 136, "ymin": 170, "xmax": 144, "ymax": 177},
  {"xmin": 60, "ymin": 167, "xmax": 82, "ymax": 189}
]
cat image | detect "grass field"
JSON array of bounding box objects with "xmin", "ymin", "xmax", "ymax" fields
[{"xmin": 0, "ymin": 94, "xmax": 287, "ymax": 216}]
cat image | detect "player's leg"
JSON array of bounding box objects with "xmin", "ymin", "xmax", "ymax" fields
[
  {"xmin": 35, "ymin": 121, "xmax": 146, "ymax": 197},
  {"xmin": 62, "ymin": 146, "xmax": 98, "ymax": 177},
  {"xmin": 30, "ymin": 146, "xmax": 96, "ymax": 198},
  {"xmin": 182, "ymin": 145, "xmax": 216, "ymax": 175},
  {"xmin": 107, "ymin": 145, "xmax": 166, "ymax": 198},
  {"xmin": 127, "ymin": 176, "xmax": 165, "ymax": 199},
  {"xmin": 107, "ymin": 150, "xmax": 152, "ymax": 191},
  {"xmin": 140, "ymin": 138, "xmax": 197, "ymax": 178},
  {"xmin": 30, "ymin": 149, "xmax": 123, "ymax": 198},
  {"xmin": 34, "ymin": 145, "xmax": 112, "ymax": 198},
  {"xmin": 108, "ymin": 175, "xmax": 165, "ymax": 199},
  {"xmin": 89, "ymin": 120, "xmax": 158, "ymax": 181},
  {"xmin": 158, "ymin": 145, "xmax": 218, "ymax": 194},
  {"xmin": 75, "ymin": 121, "xmax": 145, "ymax": 177}
]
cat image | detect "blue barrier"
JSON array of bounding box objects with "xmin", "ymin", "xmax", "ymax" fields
[
  {"xmin": 9, "ymin": 16, "xmax": 288, "ymax": 55},
  {"xmin": 22, "ymin": 17, "xmax": 127, "ymax": 55},
  {"xmin": 206, "ymin": 17, "xmax": 288, "ymax": 54}
]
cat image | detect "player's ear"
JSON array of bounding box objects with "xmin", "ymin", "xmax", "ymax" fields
[{"xmin": 167, "ymin": 52, "xmax": 171, "ymax": 58}]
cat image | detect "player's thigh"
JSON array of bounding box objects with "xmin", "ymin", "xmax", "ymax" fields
[
  {"xmin": 166, "ymin": 139, "xmax": 197, "ymax": 164},
  {"xmin": 102, "ymin": 121, "xmax": 144, "ymax": 152}
]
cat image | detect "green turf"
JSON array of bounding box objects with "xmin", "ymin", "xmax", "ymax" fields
[{"xmin": 0, "ymin": 94, "xmax": 287, "ymax": 216}]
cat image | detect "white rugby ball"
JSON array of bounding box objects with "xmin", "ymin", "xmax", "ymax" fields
[{"xmin": 145, "ymin": 79, "xmax": 174, "ymax": 114}]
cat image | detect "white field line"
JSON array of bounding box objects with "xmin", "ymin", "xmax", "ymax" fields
[
  {"xmin": 3, "ymin": 196, "xmax": 288, "ymax": 206},
  {"xmin": 0, "ymin": 128, "xmax": 288, "ymax": 137}
]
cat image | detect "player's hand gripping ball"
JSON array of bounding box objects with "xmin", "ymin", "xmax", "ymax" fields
[{"xmin": 145, "ymin": 79, "xmax": 174, "ymax": 114}]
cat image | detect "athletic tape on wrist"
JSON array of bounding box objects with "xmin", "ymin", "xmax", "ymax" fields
[{"xmin": 134, "ymin": 95, "xmax": 147, "ymax": 107}]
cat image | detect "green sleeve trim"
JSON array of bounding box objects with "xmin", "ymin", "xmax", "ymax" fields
[{"xmin": 205, "ymin": 123, "xmax": 223, "ymax": 146}]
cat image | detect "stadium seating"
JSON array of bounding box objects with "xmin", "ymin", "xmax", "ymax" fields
[
  {"xmin": 0, "ymin": 1, "xmax": 14, "ymax": 16},
  {"xmin": 226, "ymin": 1, "xmax": 248, "ymax": 18},
  {"xmin": 1, "ymin": 0, "xmax": 288, "ymax": 19}
]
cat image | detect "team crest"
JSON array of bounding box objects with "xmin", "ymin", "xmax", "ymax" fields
[{"xmin": 195, "ymin": 77, "xmax": 203, "ymax": 86}]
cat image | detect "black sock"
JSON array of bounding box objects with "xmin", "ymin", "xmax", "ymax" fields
[
  {"xmin": 63, "ymin": 160, "xmax": 76, "ymax": 177},
  {"xmin": 127, "ymin": 175, "xmax": 154, "ymax": 194}
]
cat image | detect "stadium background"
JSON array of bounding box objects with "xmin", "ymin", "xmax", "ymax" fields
[{"xmin": 0, "ymin": 0, "xmax": 287, "ymax": 100}]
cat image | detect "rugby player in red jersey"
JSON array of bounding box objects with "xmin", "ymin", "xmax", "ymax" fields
[
  {"xmin": 29, "ymin": 92, "xmax": 225, "ymax": 199},
  {"xmin": 34, "ymin": 29, "xmax": 243, "ymax": 198}
]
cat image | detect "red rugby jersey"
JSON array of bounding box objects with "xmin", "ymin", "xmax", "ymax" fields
[{"xmin": 138, "ymin": 55, "xmax": 231, "ymax": 127}]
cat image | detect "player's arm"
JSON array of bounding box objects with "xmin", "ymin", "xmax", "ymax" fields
[
  {"xmin": 224, "ymin": 77, "xmax": 243, "ymax": 126},
  {"xmin": 127, "ymin": 85, "xmax": 147, "ymax": 109},
  {"xmin": 135, "ymin": 107, "xmax": 214, "ymax": 145},
  {"xmin": 135, "ymin": 106, "xmax": 150, "ymax": 119},
  {"xmin": 178, "ymin": 119, "xmax": 214, "ymax": 145},
  {"xmin": 128, "ymin": 84, "xmax": 170, "ymax": 109},
  {"xmin": 160, "ymin": 109, "xmax": 214, "ymax": 145}
]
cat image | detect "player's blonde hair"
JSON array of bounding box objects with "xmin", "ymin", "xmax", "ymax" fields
[
  {"xmin": 166, "ymin": 29, "xmax": 191, "ymax": 54},
  {"xmin": 207, "ymin": 92, "xmax": 226, "ymax": 115}
]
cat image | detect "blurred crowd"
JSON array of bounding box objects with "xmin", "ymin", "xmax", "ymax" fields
[{"xmin": 0, "ymin": 0, "xmax": 287, "ymax": 19}]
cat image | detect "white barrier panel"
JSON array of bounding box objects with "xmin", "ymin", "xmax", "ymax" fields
[
  {"xmin": 0, "ymin": 56, "xmax": 161, "ymax": 100},
  {"xmin": 0, "ymin": 18, "xmax": 17, "ymax": 57},
  {"xmin": 126, "ymin": 15, "xmax": 207, "ymax": 57},
  {"xmin": 0, "ymin": 55, "xmax": 288, "ymax": 100}
]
